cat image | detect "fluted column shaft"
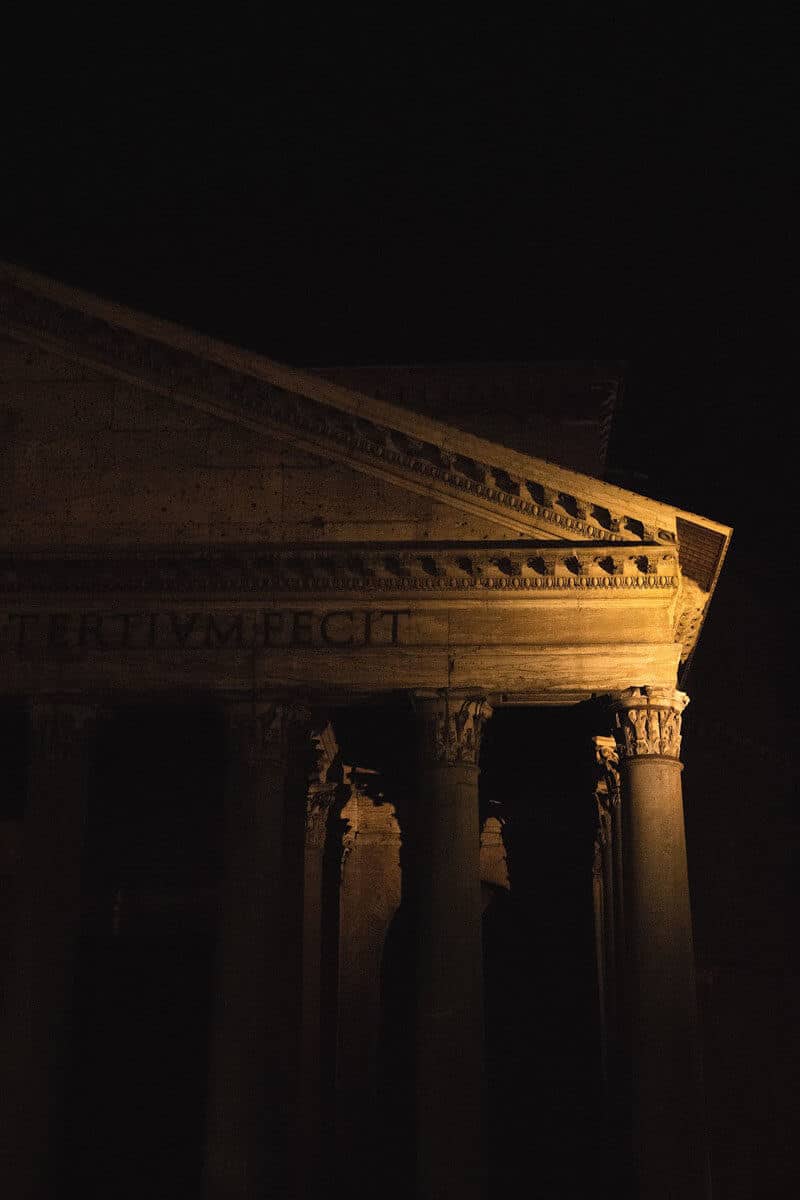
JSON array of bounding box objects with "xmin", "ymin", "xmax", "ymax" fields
[
  {"xmin": 412, "ymin": 694, "xmax": 492, "ymax": 1200},
  {"xmin": 0, "ymin": 698, "xmax": 97, "ymax": 1198},
  {"xmin": 204, "ymin": 700, "xmax": 311, "ymax": 1200},
  {"xmin": 612, "ymin": 687, "xmax": 710, "ymax": 1200}
]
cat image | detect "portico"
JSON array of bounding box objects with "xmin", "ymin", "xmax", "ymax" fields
[{"xmin": 0, "ymin": 262, "xmax": 730, "ymax": 1198}]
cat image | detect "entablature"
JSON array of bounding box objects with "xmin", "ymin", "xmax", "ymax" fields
[
  {"xmin": 0, "ymin": 262, "xmax": 732, "ymax": 677},
  {"xmin": 0, "ymin": 265, "xmax": 677, "ymax": 545}
]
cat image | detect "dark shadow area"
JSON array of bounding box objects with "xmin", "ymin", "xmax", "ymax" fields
[
  {"xmin": 61, "ymin": 701, "xmax": 226, "ymax": 1199},
  {"xmin": 0, "ymin": 702, "xmax": 27, "ymax": 1001},
  {"xmin": 480, "ymin": 704, "xmax": 609, "ymax": 1198},
  {"xmin": 331, "ymin": 699, "xmax": 610, "ymax": 1199},
  {"xmin": 325, "ymin": 698, "xmax": 417, "ymax": 1200}
]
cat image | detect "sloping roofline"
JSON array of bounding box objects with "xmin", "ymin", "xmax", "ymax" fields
[{"xmin": 0, "ymin": 260, "xmax": 731, "ymax": 675}]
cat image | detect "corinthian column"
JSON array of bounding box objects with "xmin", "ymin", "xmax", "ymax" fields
[
  {"xmin": 611, "ymin": 687, "xmax": 710, "ymax": 1199},
  {"xmin": 203, "ymin": 700, "xmax": 312, "ymax": 1200},
  {"xmin": 296, "ymin": 721, "xmax": 340, "ymax": 1200},
  {"xmin": 412, "ymin": 693, "xmax": 492, "ymax": 1200},
  {"xmin": 0, "ymin": 699, "xmax": 97, "ymax": 1199},
  {"xmin": 591, "ymin": 734, "xmax": 621, "ymax": 1091}
]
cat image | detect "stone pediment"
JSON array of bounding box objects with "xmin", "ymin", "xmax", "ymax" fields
[
  {"xmin": 2, "ymin": 262, "xmax": 679, "ymax": 544},
  {"xmin": 0, "ymin": 262, "xmax": 731, "ymax": 675}
]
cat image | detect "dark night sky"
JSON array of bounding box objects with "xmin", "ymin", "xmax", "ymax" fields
[{"xmin": 2, "ymin": 19, "xmax": 796, "ymax": 1188}]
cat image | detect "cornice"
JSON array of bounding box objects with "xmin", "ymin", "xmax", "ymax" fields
[
  {"xmin": 0, "ymin": 273, "xmax": 677, "ymax": 545},
  {"xmin": 0, "ymin": 542, "xmax": 681, "ymax": 596}
]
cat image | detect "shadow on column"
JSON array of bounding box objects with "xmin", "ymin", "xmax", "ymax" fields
[
  {"xmin": 60, "ymin": 701, "xmax": 226, "ymax": 1200},
  {"xmin": 320, "ymin": 700, "xmax": 616, "ymax": 1200},
  {"xmin": 480, "ymin": 704, "xmax": 613, "ymax": 1198}
]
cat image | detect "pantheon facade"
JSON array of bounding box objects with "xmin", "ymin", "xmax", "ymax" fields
[{"xmin": 0, "ymin": 264, "xmax": 730, "ymax": 1199}]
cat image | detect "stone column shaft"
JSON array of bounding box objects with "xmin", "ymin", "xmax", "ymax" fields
[
  {"xmin": 592, "ymin": 835, "xmax": 609, "ymax": 1086},
  {"xmin": 0, "ymin": 699, "xmax": 96, "ymax": 1199},
  {"xmin": 203, "ymin": 701, "xmax": 311, "ymax": 1200},
  {"xmin": 412, "ymin": 695, "xmax": 492, "ymax": 1200},
  {"xmin": 592, "ymin": 734, "xmax": 621, "ymax": 1089},
  {"xmin": 612, "ymin": 687, "xmax": 710, "ymax": 1200},
  {"xmin": 295, "ymin": 722, "xmax": 339, "ymax": 1200},
  {"xmin": 335, "ymin": 767, "xmax": 401, "ymax": 1179}
]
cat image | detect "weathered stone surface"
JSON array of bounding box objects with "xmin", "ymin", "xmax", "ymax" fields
[{"xmin": 0, "ymin": 264, "xmax": 729, "ymax": 1200}]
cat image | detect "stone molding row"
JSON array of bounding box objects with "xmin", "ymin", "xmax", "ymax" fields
[
  {"xmin": 0, "ymin": 545, "xmax": 680, "ymax": 596},
  {"xmin": 0, "ymin": 280, "xmax": 673, "ymax": 545}
]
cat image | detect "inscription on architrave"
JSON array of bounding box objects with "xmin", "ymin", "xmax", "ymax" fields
[{"xmin": 1, "ymin": 609, "xmax": 412, "ymax": 651}]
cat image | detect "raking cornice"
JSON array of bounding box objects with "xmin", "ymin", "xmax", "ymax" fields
[{"xmin": 0, "ymin": 263, "xmax": 678, "ymax": 545}]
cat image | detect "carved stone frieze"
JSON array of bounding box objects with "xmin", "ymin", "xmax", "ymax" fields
[
  {"xmin": 0, "ymin": 278, "xmax": 676, "ymax": 546},
  {"xmin": 611, "ymin": 687, "xmax": 689, "ymax": 761},
  {"xmin": 0, "ymin": 543, "xmax": 680, "ymax": 597},
  {"xmin": 674, "ymin": 577, "xmax": 709, "ymax": 666},
  {"xmin": 416, "ymin": 695, "xmax": 493, "ymax": 767},
  {"xmin": 308, "ymin": 721, "xmax": 340, "ymax": 795}
]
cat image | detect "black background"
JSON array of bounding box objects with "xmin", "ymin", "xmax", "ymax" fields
[{"xmin": 2, "ymin": 16, "xmax": 795, "ymax": 1196}]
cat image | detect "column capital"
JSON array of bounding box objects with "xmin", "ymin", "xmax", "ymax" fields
[
  {"xmin": 610, "ymin": 686, "xmax": 689, "ymax": 762},
  {"xmin": 27, "ymin": 696, "xmax": 99, "ymax": 759},
  {"xmin": 223, "ymin": 699, "xmax": 313, "ymax": 765},
  {"xmin": 592, "ymin": 734, "xmax": 621, "ymax": 806},
  {"xmin": 413, "ymin": 693, "xmax": 493, "ymax": 768},
  {"xmin": 306, "ymin": 721, "xmax": 341, "ymax": 847}
]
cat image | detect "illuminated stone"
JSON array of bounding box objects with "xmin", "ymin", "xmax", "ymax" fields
[{"xmin": 0, "ymin": 263, "xmax": 729, "ymax": 1199}]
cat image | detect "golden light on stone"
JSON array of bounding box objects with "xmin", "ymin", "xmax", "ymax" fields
[{"xmin": 0, "ymin": 261, "xmax": 730, "ymax": 1199}]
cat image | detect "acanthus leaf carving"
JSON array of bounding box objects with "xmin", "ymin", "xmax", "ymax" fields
[
  {"xmin": 416, "ymin": 695, "xmax": 493, "ymax": 767},
  {"xmin": 305, "ymin": 720, "xmax": 341, "ymax": 846},
  {"xmin": 611, "ymin": 687, "xmax": 688, "ymax": 761}
]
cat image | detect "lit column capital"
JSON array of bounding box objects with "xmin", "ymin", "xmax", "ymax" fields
[
  {"xmin": 611, "ymin": 686, "xmax": 689, "ymax": 762},
  {"xmin": 593, "ymin": 734, "xmax": 621, "ymax": 809},
  {"xmin": 414, "ymin": 693, "xmax": 493, "ymax": 768}
]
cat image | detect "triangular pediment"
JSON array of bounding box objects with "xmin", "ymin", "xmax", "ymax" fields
[
  {"xmin": 2, "ymin": 344, "xmax": 514, "ymax": 547},
  {"xmin": 1, "ymin": 261, "xmax": 682, "ymax": 545},
  {"xmin": 0, "ymin": 262, "xmax": 731, "ymax": 671}
]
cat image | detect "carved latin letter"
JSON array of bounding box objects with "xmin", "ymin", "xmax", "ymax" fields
[
  {"xmin": 78, "ymin": 612, "xmax": 105, "ymax": 648},
  {"xmin": 292, "ymin": 611, "xmax": 314, "ymax": 645},
  {"xmin": 320, "ymin": 611, "xmax": 355, "ymax": 646},
  {"xmin": 263, "ymin": 611, "xmax": 284, "ymax": 645}
]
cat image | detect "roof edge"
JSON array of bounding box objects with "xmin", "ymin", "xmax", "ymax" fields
[{"xmin": 0, "ymin": 260, "xmax": 705, "ymax": 533}]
